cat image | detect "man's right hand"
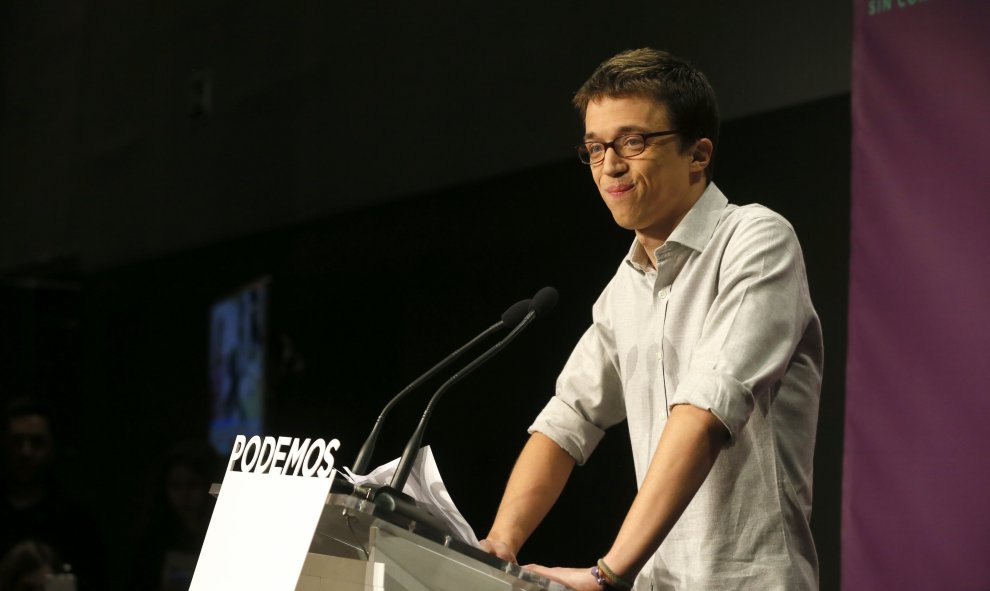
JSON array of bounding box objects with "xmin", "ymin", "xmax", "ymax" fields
[
  {"xmin": 482, "ymin": 434, "xmax": 576, "ymax": 566},
  {"xmin": 479, "ymin": 538, "xmax": 518, "ymax": 564}
]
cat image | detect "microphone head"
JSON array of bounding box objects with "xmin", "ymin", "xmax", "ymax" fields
[
  {"xmin": 530, "ymin": 286, "xmax": 559, "ymax": 317},
  {"xmin": 501, "ymin": 299, "xmax": 532, "ymax": 328}
]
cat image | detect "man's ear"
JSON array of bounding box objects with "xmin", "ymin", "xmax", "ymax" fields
[{"xmin": 690, "ymin": 138, "xmax": 714, "ymax": 173}]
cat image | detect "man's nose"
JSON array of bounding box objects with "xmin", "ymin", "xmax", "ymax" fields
[{"xmin": 601, "ymin": 146, "xmax": 627, "ymax": 176}]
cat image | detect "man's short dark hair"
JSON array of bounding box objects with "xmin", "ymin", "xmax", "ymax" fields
[{"xmin": 574, "ymin": 48, "xmax": 720, "ymax": 182}]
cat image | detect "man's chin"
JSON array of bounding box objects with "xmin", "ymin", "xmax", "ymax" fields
[{"xmin": 608, "ymin": 214, "xmax": 639, "ymax": 231}]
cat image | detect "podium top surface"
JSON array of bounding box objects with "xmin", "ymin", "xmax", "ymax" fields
[
  {"xmin": 319, "ymin": 493, "xmax": 572, "ymax": 591},
  {"xmin": 209, "ymin": 481, "xmax": 573, "ymax": 591}
]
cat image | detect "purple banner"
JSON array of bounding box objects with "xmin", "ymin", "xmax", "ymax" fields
[{"xmin": 845, "ymin": 0, "xmax": 990, "ymax": 589}]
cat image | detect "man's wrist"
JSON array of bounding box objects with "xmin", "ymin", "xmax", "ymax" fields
[
  {"xmin": 484, "ymin": 529, "xmax": 522, "ymax": 555},
  {"xmin": 479, "ymin": 535, "xmax": 520, "ymax": 563},
  {"xmin": 590, "ymin": 559, "xmax": 633, "ymax": 590}
]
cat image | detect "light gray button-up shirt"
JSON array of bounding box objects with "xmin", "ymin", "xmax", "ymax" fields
[{"xmin": 530, "ymin": 183, "xmax": 823, "ymax": 590}]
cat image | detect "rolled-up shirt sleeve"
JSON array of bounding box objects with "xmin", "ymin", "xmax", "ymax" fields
[
  {"xmin": 529, "ymin": 317, "xmax": 627, "ymax": 465},
  {"xmin": 671, "ymin": 215, "xmax": 817, "ymax": 443}
]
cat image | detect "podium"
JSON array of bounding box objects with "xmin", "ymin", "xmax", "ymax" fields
[
  {"xmin": 306, "ymin": 491, "xmax": 570, "ymax": 590},
  {"xmin": 207, "ymin": 482, "xmax": 572, "ymax": 591}
]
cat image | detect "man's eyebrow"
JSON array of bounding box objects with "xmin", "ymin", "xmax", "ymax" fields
[{"xmin": 583, "ymin": 125, "xmax": 652, "ymax": 140}]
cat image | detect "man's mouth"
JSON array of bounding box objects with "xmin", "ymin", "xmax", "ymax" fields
[{"xmin": 606, "ymin": 183, "xmax": 634, "ymax": 197}]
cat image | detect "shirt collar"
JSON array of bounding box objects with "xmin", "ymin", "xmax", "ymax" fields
[
  {"xmin": 666, "ymin": 182, "xmax": 728, "ymax": 253},
  {"xmin": 624, "ymin": 182, "xmax": 729, "ymax": 271}
]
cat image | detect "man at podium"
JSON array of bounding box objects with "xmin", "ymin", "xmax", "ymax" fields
[{"xmin": 480, "ymin": 48, "xmax": 823, "ymax": 591}]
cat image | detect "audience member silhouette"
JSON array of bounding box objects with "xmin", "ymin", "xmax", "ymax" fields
[
  {"xmin": 0, "ymin": 398, "xmax": 105, "ymax": 591},
  {"xmin": 0, "ymin": 540, "xmax": 68, "ymax": 591},
  {"xmin": 129, "ymin": 440, "xmax": 220, "ymax": 591}
]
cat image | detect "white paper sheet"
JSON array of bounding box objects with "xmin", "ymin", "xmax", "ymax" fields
[{"xmin": 343, "ymin": 446, "xmax": 480, "ymax": 547}]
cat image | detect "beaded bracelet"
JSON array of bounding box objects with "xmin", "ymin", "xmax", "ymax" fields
[
  {"xmin": 590, "ymin": 558, "xmax": 633, "ymax": 590},
  {"xmin": 590, "ymin": 565, "xmax": 614, "ymax": 589}
]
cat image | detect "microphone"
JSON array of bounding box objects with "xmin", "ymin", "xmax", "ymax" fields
[
  {"xmin": 350, "ymin": 297, "xmax": 532, "ymax": 475},
  {"xmin": 529, "ymin": 286, "xmax": 559, "ymax": 318},
  {"xmin": 387, "ymin": 287, "xmax": 558, "ymax": 492}
]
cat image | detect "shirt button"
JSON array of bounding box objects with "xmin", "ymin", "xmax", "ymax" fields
[
  {"xmin": 656, "ymin": 350, "xmax": 664, "ymax": 361},
  {"xmin": 658, "ymin": 288, "xmax": 669, "ymax": 300}
]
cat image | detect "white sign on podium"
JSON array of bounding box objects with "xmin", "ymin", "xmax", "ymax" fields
[{"xmin": 190, "ymin": 435, "xmax": 339, "ymax": 591}]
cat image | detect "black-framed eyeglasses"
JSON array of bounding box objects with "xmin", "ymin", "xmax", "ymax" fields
[{"xmin": 576, "ymin": 130, "xmax": 681, "ymax": 165}]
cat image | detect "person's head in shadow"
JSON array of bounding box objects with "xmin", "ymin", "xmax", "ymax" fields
[
  {"xmin": 131, "ymin": 439, "xmax": 221, "ymax": 591},
  {"xmin": 0, "ymin": 540, "xmax": 62, "ymax": 591},
  {"xmin": 2, "ymin": 398, "xmax": 57, "ymax": 507},
  {"xmin": 153, "ymin": 440, "xmax": 221, "ymax": 548}
]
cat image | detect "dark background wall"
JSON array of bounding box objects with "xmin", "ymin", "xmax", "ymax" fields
[
  {"xmin": 1, "ymin": 2, "xmax": 851, "ymax": 589},
  {"xmin": 1, "ymin": 1, "xmax": 850, "ymax": 272}
]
